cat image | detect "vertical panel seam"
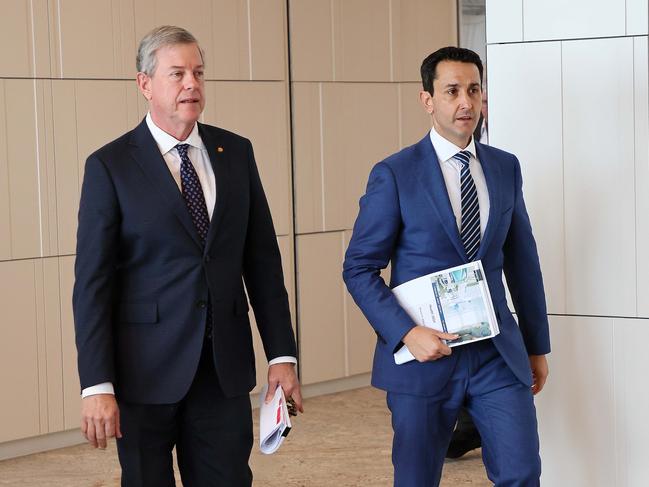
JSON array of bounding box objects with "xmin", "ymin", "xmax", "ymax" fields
[
  {"xmin": 33, "ymin": 79, "xmax": 44, "ymax": 258},
  {"xmin": 341, "ymin": 232, "xmax": 349, "ymax": 376},
  {"xmin": 560, "ymin": 41, "xmax": 568, "ymax": 313},
  {"xmin": 330, "ymin": 0, "xmax": 336, "ymax": 80},
  {"xmin": 319, "ymin": 83, "xmax": 326, "ymax": 230},
  {"xmin": 29, "ymin": 0, "xmax": 37, "ymax": 76},
  {"xmin": 632, "ymin": 38, "xmax": 638, "ymax": 316},
  {"xmin": 397, "ymin": 84, "xmax": 402, "ymax": 149},
  {"xmin": 56, "ymin": 0, "xmax": 63, "ymax": 77},
  {"xmin": 247, "ymin": 0, "xmax": 253, "ymax": 80},
  {"xmin": 4, "ymin": 82, "xmax": 13, "ymax": 258},
  {"xmin": 388, "ymin": 0, "xmax": 394, "ymax": 82}
]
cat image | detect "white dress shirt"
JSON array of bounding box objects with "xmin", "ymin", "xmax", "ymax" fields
[
  {"xmin": 82, "ymin": 115, "xmax": 296, "ymax": 398},
  {"xmin": 429, "ymin": 126, "xmax": 490, "ymax": 238}
]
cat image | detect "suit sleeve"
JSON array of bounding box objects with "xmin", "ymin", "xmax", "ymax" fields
[
  {"xmin": 342, "ymin": 162, "xmax": 417, "ymax": 353},
  {"xmin": 242, "ymin": 140, "xmax": 297, "ymax": 360},
  {"xmin": 502, "ymin": 155, "xmax": 551, "ymax": 355},
  {"xmin": 73, "ymin": 154, "xmax": 120, "ymax": 390}
]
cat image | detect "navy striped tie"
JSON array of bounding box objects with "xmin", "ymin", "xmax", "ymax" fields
[{"xmin": 454, "ymin": 150, "xmax": 481, "ymax": 261}]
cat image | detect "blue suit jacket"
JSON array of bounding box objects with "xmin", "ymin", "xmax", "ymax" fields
[
  {"xmin": 73, "ymin": 119, "xmax": 296, "ymax": 404},
  {"xmin": 343, "ymin": 133, "xmax": 550, "ymax": 396}
]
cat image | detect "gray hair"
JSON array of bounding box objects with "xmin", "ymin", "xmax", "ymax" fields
[{"xmin": 136, "ymin": 25, "xmax": 204, "ymax": 75}]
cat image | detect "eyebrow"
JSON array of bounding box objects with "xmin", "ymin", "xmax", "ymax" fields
[{"xmin": 167, "ymin": 65, "xmax": 204, "ymax": 70}]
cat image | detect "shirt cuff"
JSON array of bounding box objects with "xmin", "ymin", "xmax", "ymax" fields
[
  {"xmin": 268, "ymin": 356, "xmax": 297, "ymax": 366},
  {"xmin": 81, "ymin": 382, "xmax": 115, "ymax": 398}
]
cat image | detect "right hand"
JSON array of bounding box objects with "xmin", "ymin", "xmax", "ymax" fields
[
  {"xmin": 402, "ymin": 325, "xmax": 459, "ymax": 362},
  {"xmin": 80, "ymin": 394, "xmax": 122, "ymax": 449}
]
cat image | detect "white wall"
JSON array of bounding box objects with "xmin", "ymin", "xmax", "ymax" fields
[{"xmin": 486, "ymin": 1, "xmax": 648, "ymax": 485}]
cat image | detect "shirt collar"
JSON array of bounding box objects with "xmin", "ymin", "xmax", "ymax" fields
[
  {"xmin": 428, "ymin": 125, "xmax": 477, "ymax": 163},
  {"xmin": 145, "ymin": 112, "xmax": 205, "ymax": 156}
]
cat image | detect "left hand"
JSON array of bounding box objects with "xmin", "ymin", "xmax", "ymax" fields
[
  {"xmin": 265, "ymin": 363, "xmax": 304, "ymax": 413},
  {"xmin": 529, "ymin": 354, "xmax": 549, "ymax": 395}
]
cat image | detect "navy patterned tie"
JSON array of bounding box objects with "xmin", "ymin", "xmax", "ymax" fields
[
  {"xmin": 176, "ymin": 143, "xmax": 213, "ymax": 337},
  {"xmin": 176, "ymin": 144, "xmax": 210, "ymax": 244},
  {"xmin": 453, "ymin": 150, "xmax": 481, "ymax": 261}
]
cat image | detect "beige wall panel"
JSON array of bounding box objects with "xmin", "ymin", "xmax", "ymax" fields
[
  {"xmin": 289, "ymin": 0, "xmax": 334, "ymax": 81},
  {"xmin": 1, "ymin": 0, "xmax": 37, "ymax": 76},
  {"xmin": 249, "ymin": 0, "xmax": 286, "ymax": 80},
  {"xmin": 135, "ymin": 0, "xmax": 252, "ymax": 80},
  {"xmin": 391, "ymin": 0, "xmax": 457, "ymax": 82},
  {"xmin": 35, "ymin": 81, "xmax": 58, "ymax": 257},
  {"xmin": 51, "ymin": 81, "xmax": 79, "ymax": 256},
  {"xmin": 297, "ymin": 232, "xmax": 346, "ymax": 384},
  {"xmin": 321, "ymin": 83, "xmax": 400, "ymax": 230},
  {"xmin": 292, "ymin": 82, "xmax": 324, "ymax": 233},
  {"xmin": 332, "ymin": 0, "xmax": 391, "ymax": 81},
  {"xmin": 0, "ymin": 260, "xmax": 40, "ymax": 442},
  {"xmin": 34, "ymin": 260, "xmax": 48, "ymax": 432},
  {"xmin": 250, "ymin": 236, "xmax": 296, "ymax": 394},
  {"xmin": 204, "ymin": 81, "xmax": 291, "ymax": 235},
  {"xmin": 5, "ymin": 79, "xmax": 42, "ymax": 260},
  {"xmin": 635, "ymin": 37, "xmax": 649, "ymax": 318},
  {"xmin": 55, "ymin": 0, "xmax": 135, "ymax": 79},
  {"xmin": 0, "ymin": 83, "xmax": 10, "ymax": 261},
  {"xmin": 399, "ymin": 83, "xmax": 430, "ymax": 148},
  {"xmin": 53, "ymin": 80, "xmax": 139, "ymax": 255},
  {"xmin": 43, "ymin": 258, "xmax": 65, "ymax": 433},
  {"xmin": 58, "ymin": 256, "xmax": 79, "ymax": 430},
  {"xmin": 343, "ymin": 231, "xmax": 374, "ymax": 376}
]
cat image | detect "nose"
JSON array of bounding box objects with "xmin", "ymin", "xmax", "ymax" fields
[
  {"xmin": 458, "ymin": 90, "xmax": 473, "ymax": 109},
  {"xmin": 184, "ymin": 73, "xmax": 200, "ymax": 90}
]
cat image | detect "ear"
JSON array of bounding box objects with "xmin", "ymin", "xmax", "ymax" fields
[
  {"xmin": 136, "ymin": 72, "xmax": 153, "ymax": 101},
  {"xmin": 419, "ymin": 90, "xmax": 434, "ymax": 115}
]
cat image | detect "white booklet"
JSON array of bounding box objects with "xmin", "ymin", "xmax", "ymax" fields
[
  {"xmin": 259, "ymin": 384, "xmax": 292, "ymax": 454},
  {"xmin": 392, "ymin": 260, "xmax": 499, "ymax": 365}
]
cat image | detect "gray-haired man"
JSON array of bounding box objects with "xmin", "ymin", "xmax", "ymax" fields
[{"xmin": 73, "ymin": 25, "xmax": 302, "ymax": 486}]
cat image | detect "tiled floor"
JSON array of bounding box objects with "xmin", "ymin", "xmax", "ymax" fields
[{"xmin": 0, "ymin": 387, "xmax": 489, "ymax": 486}]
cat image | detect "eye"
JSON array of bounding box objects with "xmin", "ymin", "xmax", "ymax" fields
[
  {"xmin": 170, "ymin": 71, "xmax": 182, "ymax": 79},
  {"xmin": 447, "ymin": 88, "xmax": 457, "ymax": 95},
  {"xmin": 194, "ymin": 70, "xmax": 204, "ymax": 79}
]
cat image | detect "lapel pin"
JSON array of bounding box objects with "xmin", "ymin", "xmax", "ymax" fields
[{"xmin": 217, "ymin": 146, "xmax": 224, "ymax": 153}]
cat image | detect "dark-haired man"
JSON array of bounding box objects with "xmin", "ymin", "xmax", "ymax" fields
[{"xmin": 343, "ymin": 46, "xmax": 550, "ymax": 486}]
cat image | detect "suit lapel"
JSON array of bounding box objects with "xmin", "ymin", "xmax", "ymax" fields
[
  {"xmin": 475, "ymin": 142, "xmax": 502, "ymax": 259},
  {"xmin": 128, "ymin": 120, "xmax": 203, "ymax": 249},
  {"xmin": 198, "ymin": 123, "xmax": 230, "ymax": 254},
  {"xmin": 415, "ymin": 136, "xmax": 468, "ymax": 260}
]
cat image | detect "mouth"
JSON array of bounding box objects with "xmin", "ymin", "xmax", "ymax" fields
[
  {"xmin": 456, "ymin": 115, "xmax": 473, "ymax": 122},
  {"xmin": 179, "ymin": 98, "xmax": 200, "ymax": 104}
]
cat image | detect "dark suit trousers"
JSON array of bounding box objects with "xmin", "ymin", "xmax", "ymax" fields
[
  {"xmin": 116, "ymin": 339, "xmax": 253, "ymax": 487},
  {"xmin": 387, "ymin": 340, "xmax": 540, "ymax": 487}
]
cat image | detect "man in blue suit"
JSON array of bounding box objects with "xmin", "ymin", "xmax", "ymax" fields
[
  {"xmin": 73, "ymin": 26, "xmax": 301, "ymax": 486},
  {"xmin": 343, "ymin": 47, "xmax": 550, "ymax": 486}
]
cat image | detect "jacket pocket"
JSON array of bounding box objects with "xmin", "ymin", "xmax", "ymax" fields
[{"xmin": 119, "ymin": 302, "xmax": 158, "ymax": 324}]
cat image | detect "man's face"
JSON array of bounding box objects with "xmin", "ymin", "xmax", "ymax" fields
[
  {"xmin": 137, "ymin": 42, "xmax": 205, "ymax": 139},
  {"xmin": 420, "ymin": 60, "xmax": 482, "ymax": 148}
]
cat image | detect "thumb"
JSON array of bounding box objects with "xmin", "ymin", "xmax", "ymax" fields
[{"xmin": 436, "ymin": 331, "xmax": 460, "ymax": 341}]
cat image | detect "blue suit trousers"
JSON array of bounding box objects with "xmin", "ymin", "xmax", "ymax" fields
[{"xmin": 387, "ymin": 340, "xmax": 540, "ymax": 487}]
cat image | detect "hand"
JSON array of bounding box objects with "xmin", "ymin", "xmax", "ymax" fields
[
  {"xmin": 402, "ymin": 325, "xmax": 459, "ymax": 362},
  {"xmin": 80, "ymin": 394, "xmax": 122, "ymax": 449},
  {"xmin": 529, "ymin": 355, "xmax": 549, "ymax": 395},
  {"xmin": 265, "ymin": 363, "xmax": 304, "ymax": 413}
]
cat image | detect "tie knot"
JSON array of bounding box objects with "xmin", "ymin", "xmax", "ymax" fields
[
  {"xmin": 453, "ymin": 150, "xmax": 472, "ymax": 168},
  {"xmin": 176, "ymin": 143, "xmax": 190, "ymax": 160}
]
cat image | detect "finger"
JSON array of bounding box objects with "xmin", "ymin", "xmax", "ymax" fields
[
  {"xmin": 265, "ymin": 381, "xmax": 278, "ymax": 403},
  {"xmin": 80, "ymin": 417, "xmax": 88, "ymax": 435},
  {"xmin": 104, "ymin": 417, "xmax": 116, "ymax": 441},
  {"xmin": 94, "ymin": 419, "xmax": 107, "ymax": 449},
  {"xmin": 292, "ymin": 388, "xmax": 304, "ymax": 413},
  {"xmin": 116, "ymin": 410, "xmax": 123, "ymax": 439},
  {"xmin": 86, "ymin": 420, "xmax": 98, "ymax": 448},
  {"xmin": 438, "ymin": 344, "xmax": 452, "ymax": 356}
]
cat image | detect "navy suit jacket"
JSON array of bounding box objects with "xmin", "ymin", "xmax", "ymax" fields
[
  {"xmin": 73, "ymin": 119, "xmax": 296, "ymax": 404},
  {"xmin": 343, "ymin": 133, "xmax": 550, "ymax": 396}
]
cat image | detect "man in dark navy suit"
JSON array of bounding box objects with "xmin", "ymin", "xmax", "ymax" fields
[
  {"xmin": 73, "ymin": 25, "xmax": 301, "ymax": 487},
  {"xmin": 343, "ymin": 47, "xmax": 550, "ymax": 486}
]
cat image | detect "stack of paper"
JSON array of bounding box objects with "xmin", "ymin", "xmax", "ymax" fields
[
  {"xmin": 259, "ymin": 384, "xmax": 292, "ymax": 454},
  {"xmin": 393, "ymin": 260, "xmax": 499, "ymax": 364}
]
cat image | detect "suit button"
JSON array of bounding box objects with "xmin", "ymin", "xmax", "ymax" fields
[{"xmin": 196, "ymin": 300, "xmax": 207, "ymax": 309}]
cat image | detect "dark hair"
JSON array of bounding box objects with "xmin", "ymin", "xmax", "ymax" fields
[{"xmin": 420, "ymin": 46, "xmax": 483, "ymax": 95}]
